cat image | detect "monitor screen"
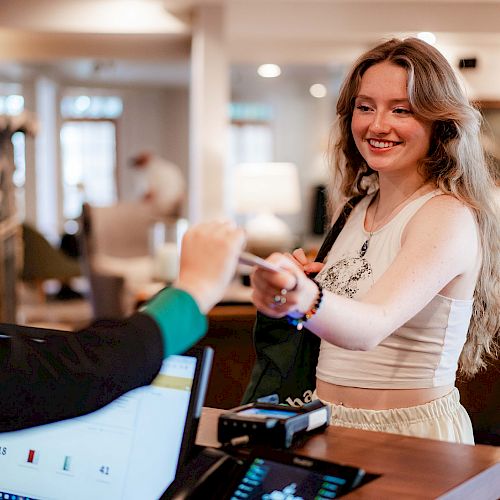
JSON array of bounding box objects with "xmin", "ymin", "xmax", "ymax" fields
[{"xmin": 0, "ymin": 347, "xmax": 212, "ymax": 500}]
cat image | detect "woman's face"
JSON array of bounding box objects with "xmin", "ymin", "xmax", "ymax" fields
[{"xmin": 351, "ymin": 61, "xmax": 432, "ymax": 177}]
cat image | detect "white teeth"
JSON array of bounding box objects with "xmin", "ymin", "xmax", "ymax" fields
[{"xmin": 369, "ymin": 139, "xmax": 395, "ymax": 149}]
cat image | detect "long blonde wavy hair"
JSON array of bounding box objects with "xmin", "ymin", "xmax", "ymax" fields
[{"xmin": 329, "ymin": 37, "xmax": 499, "ymax": 378}]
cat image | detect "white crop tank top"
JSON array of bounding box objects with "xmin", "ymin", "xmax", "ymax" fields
[{"xmin": 315, "ymin": 191, "xmax": 474, "ymax": 389}]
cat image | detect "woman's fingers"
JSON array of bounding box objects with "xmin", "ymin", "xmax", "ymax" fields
[
  {"xmin": 251, "ymin": 289, "xmax": 290, "ymax": 318},
  {"xmin": 292, "ymin": 248, "xmax": 308, "ymax": 265},
  {"xmin": 284, "ymin": 250, "xmax": 305, "ymax": 269},
  {"xmin": 250, "ymin": 266, "xmax": 297, "ymax": 294},
  {"xmin": 251, "ymin": 273, "xmax": 303, "ymax": 317},
  {"xmin": 290, "ymin": 248, "xmax": 325, "ymax": 276},
  {"xmin": 304, "ymin": 262, "xmax": 325, "ymax": 274}
]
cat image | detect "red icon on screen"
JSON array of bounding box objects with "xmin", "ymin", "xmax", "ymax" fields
[{"xmin": 27, "ymin": 449, "xmax": 39, "ymax": 464}]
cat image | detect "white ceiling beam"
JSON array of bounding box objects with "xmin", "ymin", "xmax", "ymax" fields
[
  {"xmin": 0, "ymin": 0, "xmax": 190, "ymax": 35},
  {"xmin": 0, "ymin": 29, "xmax": 190, "ymax": 62}
]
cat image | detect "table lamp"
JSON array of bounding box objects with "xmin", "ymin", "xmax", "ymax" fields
[{"xmin": 234, "ymin": 162, "xmax": 301, "ymax": 257}]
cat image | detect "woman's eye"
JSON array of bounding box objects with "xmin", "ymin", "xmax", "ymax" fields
[
  {"xmin": 394, "ymin": 108, "xmax": 412, "ymax": 114},
  {"xmin": 356, "ymin": 105, "xmax": 372, "ymax": 112}
]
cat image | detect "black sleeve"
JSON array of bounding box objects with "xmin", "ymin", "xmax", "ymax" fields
[{"xmin": 0, "ymin": 312, "xmax": 164, "ymax": 432}]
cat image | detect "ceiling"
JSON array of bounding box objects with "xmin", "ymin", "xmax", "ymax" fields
[{"xmin": 0, "ymin": 0, "xmax": 499, "ymax": 90}]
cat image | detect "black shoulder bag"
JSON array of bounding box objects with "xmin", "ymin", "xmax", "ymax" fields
[{"xmin": 241, "ymin": 195, "xmax": 363, "ymax": 406}]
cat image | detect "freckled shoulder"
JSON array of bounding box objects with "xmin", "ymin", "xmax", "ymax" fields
[
  {"xmin": 404, "ymin": 193, "xmax": 478, "ymax": 249},
  {"xmin": 399, "ymin": 193, "xmax": 479, "ymax": 279},
  {"xmin": 418, "ymin": 194, "xmax": 475, "ymax": 224}
]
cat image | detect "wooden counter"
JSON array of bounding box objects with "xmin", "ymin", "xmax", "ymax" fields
[{"xmin": 196, "ymin": 407, "xmax": 500, "ymax": 499}]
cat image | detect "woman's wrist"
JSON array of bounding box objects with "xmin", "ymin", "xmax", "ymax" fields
[
  {"xmin": 141, "ymin": 287, "xmax": 207, "ymax": 356},
  {"xmin": 300, "ymin": 277, "xmax": 322, "ymax": 312},
  {"xmin": 173, "ymin": 278, "xmax": 211, "ymax": 314},
  {"xmin": 287, "ymin": 279, "xmax": 324, "ymax": 330}
]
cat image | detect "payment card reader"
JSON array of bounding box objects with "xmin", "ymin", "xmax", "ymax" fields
[{"xmin": 218, "ymin": 399, "xmax": 330, "ymax": 448}]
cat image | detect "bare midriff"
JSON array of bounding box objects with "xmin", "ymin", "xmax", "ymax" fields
[{"xmin": 316, "ymin": 378, "xmax": 455, "ymax": 410}]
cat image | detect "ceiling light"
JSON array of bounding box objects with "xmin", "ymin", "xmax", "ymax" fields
[
  {"xmin": 417, "ymin": 32, "xmax": 437, "ymax": 46},
  {"xmin": 257, "ymin": 64, "xmax": 281, "ymax": 78},
  {"xmin": 309, "ymin": 83, "xmax": 327, "ymax": 98}
]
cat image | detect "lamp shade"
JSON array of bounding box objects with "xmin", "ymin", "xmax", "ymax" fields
[{"xmin": 233, "ymin": 162, "xmax": 301, "ymax": 215}]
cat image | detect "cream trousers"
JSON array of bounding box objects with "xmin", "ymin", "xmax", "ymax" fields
[{"xmin": 314, "ymin": 387, "xmax": 474, "ymax": 444}]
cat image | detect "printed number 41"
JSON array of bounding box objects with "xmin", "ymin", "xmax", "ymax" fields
[{"xmin": 100, "ymin": 465, "xmax": 110, "ymax": 475}]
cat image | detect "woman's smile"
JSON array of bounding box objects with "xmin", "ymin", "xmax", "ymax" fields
[{"xmin": 366, "ymin": 138, "xmax": 403, "ymax": 150}]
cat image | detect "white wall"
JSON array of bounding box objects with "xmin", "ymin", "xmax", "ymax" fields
[
  {"xmin": 117, "ymin": 86, "xmax": 189, "ymax": 211},
  {"xmin": 437, "ymin": 43, "xmax": 500, "ymax": 101}
]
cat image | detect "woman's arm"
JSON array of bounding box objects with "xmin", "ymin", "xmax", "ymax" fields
[
  {"xmin": 0, "ymin": 221, "xmax": 245, "ymax": 431},
  {"xmin": 0, "ymin": 285, "xmax": 209, "ymax": 432},
  {"xmin": 251, "ymin": 195, "xmax": 479, "ymax": 350},
  {"xmin": 0, "ymin": 313, "xmax": 165, "ymax": 431}
]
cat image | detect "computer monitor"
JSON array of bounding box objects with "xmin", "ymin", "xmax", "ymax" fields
[{"xmin": 0, "ymin": 345, "xmax": 213, "ymax": 499}]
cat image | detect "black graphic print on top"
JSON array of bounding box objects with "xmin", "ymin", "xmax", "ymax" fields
[{"xmin": 316, "ymin": 256, "xmax": 372, "ymax": 299}]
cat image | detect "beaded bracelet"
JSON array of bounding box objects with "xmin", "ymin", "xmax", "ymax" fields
[{"xmin": 286, "ymin": 280, "xmax": 324, "ymax": 331}]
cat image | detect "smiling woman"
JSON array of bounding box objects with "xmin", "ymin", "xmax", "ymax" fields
[{"xmin": 248, "ymin": 38, "xmax": 500, "ymax": 445}]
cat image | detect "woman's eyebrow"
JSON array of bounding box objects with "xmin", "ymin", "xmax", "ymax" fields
[{"xmin": 355, "ymin": 94, "xmax": 409, "ymax": 104}]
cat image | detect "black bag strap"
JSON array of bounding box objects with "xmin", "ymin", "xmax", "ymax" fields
[{"xmin": 314, "ymin": 194, "xmax": 364, "ymax": 265}]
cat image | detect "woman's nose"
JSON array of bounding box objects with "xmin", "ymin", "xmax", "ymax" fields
[{"xmin": 369, "ymin": 111, "xmax": 390, "ymax": 134}]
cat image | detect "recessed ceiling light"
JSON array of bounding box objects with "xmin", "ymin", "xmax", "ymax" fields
[
  {"xmin": 417, "ymin": 32, "xmax": 437, "ymax": 45},
  {"xmin": 257, "ymin": 64, "xmax": 282, "ymax": 78},
  {"xmin": 309, "ymin": 83, "xmax": 327, "ymax": 98}
]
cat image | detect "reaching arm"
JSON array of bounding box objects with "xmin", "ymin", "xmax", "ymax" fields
[
  {"xmin": 0, "ymin": 221, "xmax": 245, "ymax": 431},
  {"xmin": 251, "ymin": 195, "xmax": 479, "ymax": 350},
  {"xmin": 0, "ymin": 287, "xmax": 207, "ymax": 432},
  {"xmin": 0, "ymin": 313, "xmax": 164, "ymax": 431}
]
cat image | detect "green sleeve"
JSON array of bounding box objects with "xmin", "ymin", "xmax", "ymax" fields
[{"xmin": 141, "ymin": 287, "xmax": 208, "ymax": 357}]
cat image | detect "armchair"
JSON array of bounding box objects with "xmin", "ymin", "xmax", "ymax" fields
[
  {"xmin": 79, "ymin": 202, "xmax": 156, "ymax": 319},
  {"xmin": 21, "ymin": 223, "xmax": 81, "ymax": 301}
]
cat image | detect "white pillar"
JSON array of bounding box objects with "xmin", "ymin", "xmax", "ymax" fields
[
  {"xmin": 34, "ymin": 76, "xmax": 62, "ymax": 242},
  {"xmin": 189, "ymin": 4, "xmax": 229, "ymax": 223},
  {"xmin": 21, "ymin": 82, "xmax": 37, "ymax": 227}
]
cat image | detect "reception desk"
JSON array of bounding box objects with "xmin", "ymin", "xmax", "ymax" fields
[{"xmin": 196, "ymin": 407, "xmax": 500, "ymax": 499}]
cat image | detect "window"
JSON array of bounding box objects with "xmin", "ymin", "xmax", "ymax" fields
[
  {"xmin": 228, "ymin": 102, "xmax": 274, "ymax": 166},
  {"xmin": 59, "ymin": 95, "xmax": 122, "ymax": 220},
  {"xmin": 60, "ymin": 120, "xmax": 117, "ymax": 220}
]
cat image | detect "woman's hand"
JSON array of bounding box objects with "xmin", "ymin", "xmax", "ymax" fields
[
  {"xmin": 286, "ymin": 248, "xmax": 325, "ymax": 275},
  {"xmin": 175, "ymin": 221, "xmax": 246, "ymax": 313},
  {"xmin": 250, "ymin": 253, "xmax": 320, "ymax": 319}
]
